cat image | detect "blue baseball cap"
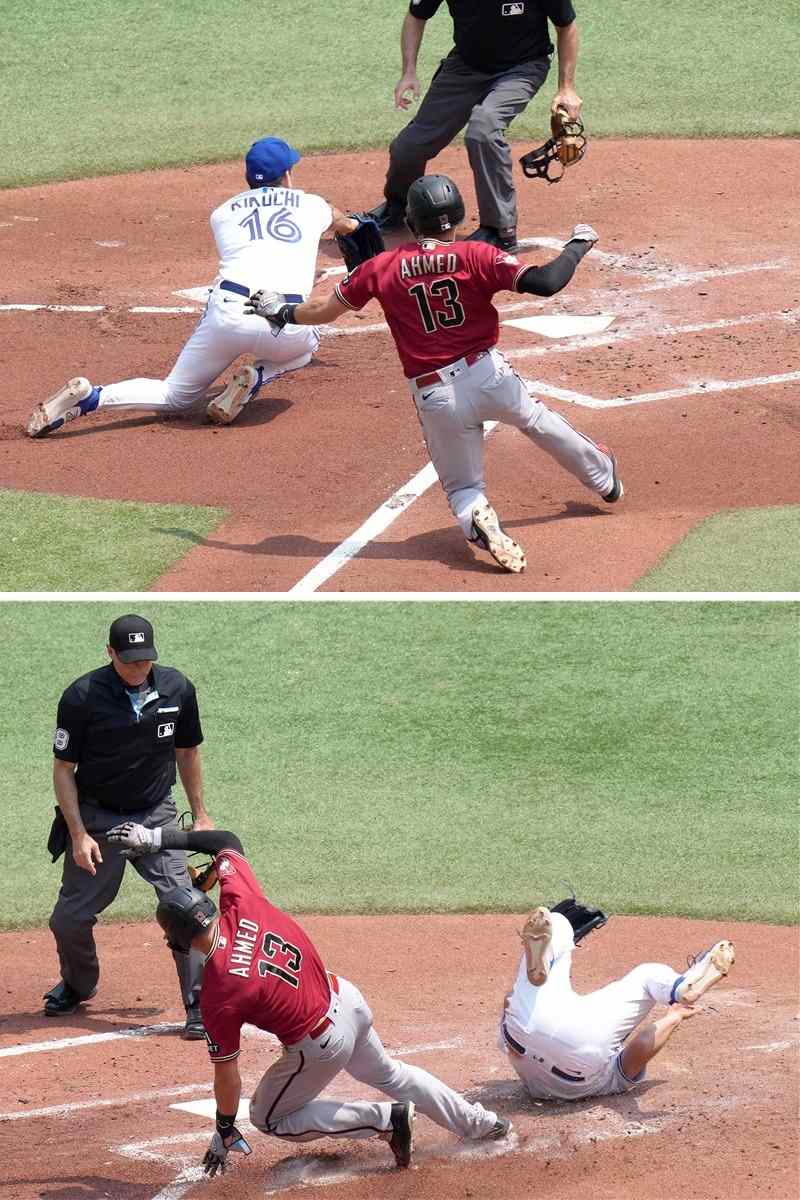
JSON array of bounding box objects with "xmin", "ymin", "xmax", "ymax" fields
[{"xmin": 245, "ymin": 137, "xmax": 301, "ymax": 185}]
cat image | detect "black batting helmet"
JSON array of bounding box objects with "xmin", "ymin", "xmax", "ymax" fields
[
  {"xmin": 156, "ymin": 886, "xmax": 218, "ymax": 953},
  {"xmin": 405, "ymin": 175, "xmax": 465, "ymax": 237}
]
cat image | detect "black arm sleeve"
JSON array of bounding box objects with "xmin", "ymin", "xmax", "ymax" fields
[
  {"xmin": 160, "ymin": 828, "xmax": 244, "ymax": 856},
  {"xmin": 517, "ymin": 239, "xmax": 592, "ymax": 298}
]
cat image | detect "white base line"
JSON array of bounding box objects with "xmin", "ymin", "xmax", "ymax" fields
[
  {"xmin": 289, "ymin": 424, "xmax": 498, "ymax": 594},
  {"xmin": 0, "ymin": 1020, "xmax": 181, "ymax": 1057},
  {"xmin": 0, "ymin": 1082, "xmax": 211, "ymax": 1123},
  {"xmin": 530, "ymin": 369, "xmax": 800, "ymax": 410}
]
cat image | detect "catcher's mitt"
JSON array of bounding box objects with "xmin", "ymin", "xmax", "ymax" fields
[
  {"xmin": 335, "ymin": 214, "xmax": 385, "ymax": 272},
  {"xmin": 551, "ymin": 895, "xmax": 608, "ymax": 943},
  {"xmin": 189, "ymin": 859, "xmax": 218, "ymax": 893},
  {"xmin": 519, "ymin": 108, "xmax": 587, "ymax": 184}
]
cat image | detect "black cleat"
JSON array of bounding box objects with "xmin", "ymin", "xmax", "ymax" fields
[
  {"xmin": 466, "ymin": 225, "xmax": 518, "ymax": 252},
  {"xmin": 597, "ymin": 444, "xmax": 624, "ymax": 503},
  {"xmin": 181, "ymin": 1003, "xmax": 206, "ymax": 1040},
  {"xmin": 388, "ymin": 1101, "xmax": 415, "ymax": 1168},
  {"xmin": 43, "ymin": 980, "xmax": 97, "ymax": 1016}
]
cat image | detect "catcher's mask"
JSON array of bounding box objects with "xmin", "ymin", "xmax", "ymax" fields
[
  {"xmin": 156, "ymin": 886, "xmax": 217, "ymax": 954},
  {"xmin": 405, "ymin": 174, "xmax": 465, "ymax": 238}
]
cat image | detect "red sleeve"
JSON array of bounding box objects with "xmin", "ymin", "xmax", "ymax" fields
[
  {"xmin": 202, "ymin": 999, "xmax": 243, "ymax": 1062},
  {"xmin": 335, "ymin": 259, "xmax": 378, "ymax": 310},
  {"xmin": 471, "ymin": 242, "xmax": 529, "ymax": 295},
  {"xmin": 213, "ymin": 849, "xmax": 264, "ymax": 916}
]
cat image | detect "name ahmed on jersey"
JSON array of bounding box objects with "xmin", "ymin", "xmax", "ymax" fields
[{"xmin": 400, "ymin": 251, "xmax": 459, "ymax": 279}]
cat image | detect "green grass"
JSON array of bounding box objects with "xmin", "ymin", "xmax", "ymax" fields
[
  {"xmin": 634, "ymin": 507, "xmax": 800, "ymax": 592},
  {"xmin": 4, "ymin": 602, "xmax": 797, "ymax": 929},
  {"xmin": 0, "ymin": 490, "xmax": 226, "ymax": 590},
  {"xmin": 2, "ymin": 1, "xmax": 798, "ymax": 187}
]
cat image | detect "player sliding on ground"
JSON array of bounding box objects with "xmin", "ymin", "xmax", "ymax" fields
[
  {"xmin": 107, "ymin": 822, "xmax": 512, "ymax": 1176},
  {"xmin": 245, "ymin": 173, "xmax": 622, "ymax": 574},
  {"xmin": 499, "ymin": 898, "xmax": 735, "ymax": 1100}
]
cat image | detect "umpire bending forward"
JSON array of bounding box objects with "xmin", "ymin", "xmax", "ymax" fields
[{"xmin": 43, "ymin": 614, "xmax": 213, "ymax": 1039}]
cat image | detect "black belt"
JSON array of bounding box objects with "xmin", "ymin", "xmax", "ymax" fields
[
  {"xmin": 80, "ymin": 796, "xmax": 164, "ymax": 816},
  {"xmin": 501, "ymin": 1022, "xmax": 585, "ymax": 1082},
  {"xmin": 219, "ymin": 279, "xmax": 302, "ymax": 303}
]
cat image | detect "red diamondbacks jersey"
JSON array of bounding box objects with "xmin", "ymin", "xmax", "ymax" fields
[
  {"xmin": 199, "ymin": 850, "xmax": 331, "ymax": 1060},
  {"xmin": 335, "ymin": 237, "xmax": 528, "ymax": 377}
]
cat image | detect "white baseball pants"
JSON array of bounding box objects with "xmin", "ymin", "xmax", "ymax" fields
[
  {"xmin": 249, "ymin": 974, "xmax": 499, "ymax": 1142},
  {"xmin": 409, "ymin": 348, "xmax": 614, "ymax": 537},
  {"xmin": 96, "ymin": 286, "xmax": 319, "ymax": 412},
  {"xmin": 500, "ymin": 912, "xmax": 680, "ymax": 1100}
]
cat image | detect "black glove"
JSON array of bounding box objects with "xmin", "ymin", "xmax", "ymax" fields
[
  {"xmin": 335, "ymin": 213, "xmax": 385, "ymax": 272},
  {"xmin": 202, "ymin": 1126, "xmax": 252, "ymax": 1177},
  {"xmin": 551, "ymin": 896, "xmax": 608, "ymax": 943},
  {"xmin": 245, "ymin": 289, "xmax": 296, "ymax": 328}
]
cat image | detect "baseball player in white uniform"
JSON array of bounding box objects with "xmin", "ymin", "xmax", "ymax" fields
[
  {"xmin": 500, "ymin": 904, "xmax": 735, "ymax": 1100},
  {"xmin": 26, "ymin": 137, "xmax": 358, "ymax": 436}
]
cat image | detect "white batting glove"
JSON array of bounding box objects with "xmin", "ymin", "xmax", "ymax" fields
[
  {"xmin": 106, "ymin": 821, "xmax": 161, "ymax": 857},
  {"xmin": 568, "ymin": 223, "xmax": 599, "ymax": 244}
]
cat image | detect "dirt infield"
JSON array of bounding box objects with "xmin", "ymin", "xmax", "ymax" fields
[
  {"xmin": 1, "ymin": 140, "xmax": 799, "ymax": 591},
  {"xmin": 1, "ymin": 914, "xmax": 796, "ymax": 1200}
]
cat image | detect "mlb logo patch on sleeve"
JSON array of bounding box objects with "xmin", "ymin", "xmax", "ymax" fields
[
  {"xmin": 502, "ymin": 2, "xmax": 525, "ymax": 13},
  {"xmin": 157, "ymin": 722, "xmax": 175, "ymax": 738},
  {"xmin": 54, "ymin": 728, "xmax": 70, "ymax": 750}
]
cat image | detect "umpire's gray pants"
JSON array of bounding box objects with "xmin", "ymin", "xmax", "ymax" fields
[
  {"xmin": 385, "ymin": 52, "xmax": 551, "ymax": 231},
  {"xmin": 48, "ymin": 793, "xmax": 203, "ymax": 1009},
  {"xmin": 409, "ymin": 349, "xmax": 614, "ymax": 536}
]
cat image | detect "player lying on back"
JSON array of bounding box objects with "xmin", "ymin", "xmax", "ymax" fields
[
  {"xmin": 500, "ymin": 898, "xmax": 735, "ymax": 1100},
  {"xmin": 107, "ymin": 821, "xmax": 512, "ymax": 1176},
  {"xmin": 246, "ymin": 174, "xmax": 622, "ymax": 574}
]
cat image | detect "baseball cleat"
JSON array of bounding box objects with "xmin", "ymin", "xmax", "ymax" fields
[
  {"xmin": 672, "ymin": 940, "xmax": 735, "ymax": 1005},
  {"xmin": 470, "ymin": 504, "xmax": 526, "ymax": 573},
  {"xmin": 520, "ymin": 906, "xmax": 553, "ymax": 986},
  {"xmin": 181, "ymin": 1003, "xmax": 206, "ymax": 1040},
  {"xmin": 597, "ymin": 443, "xmax": 624, "ymax": 503},
  {"xmin": 367, "ymin": 197, "xmax": 407, "ymax": 233},
  {"xmin": 43, "ymin": 980, "xmax": 98, "ymax": 1016},
  {"xmin": 388, "ymin": 1101, "xmax": 415, "ymax": 1168},
  {"xmin": 481, "ymin": 1117, "xmax": 513, "ymax": 1140},
  {"xmin": 206, "ymin": 365, "xmax": 261, "ymax": 425},
  {"xmin": 27, "ymin": 377, "xmax": 96, "ymax": 438}
]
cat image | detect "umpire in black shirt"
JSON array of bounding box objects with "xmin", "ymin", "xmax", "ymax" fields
[
  {"xmin": 43, "ymin": 614, "xmax": 212, "ymax": 1039},
  {"xmin": 369, "ymin": 0, "xmax": 582, "ymax": 251}
]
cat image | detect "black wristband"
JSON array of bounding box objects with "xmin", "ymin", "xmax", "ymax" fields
[
  {"xmin": 216, "ymin": 1111, "xmax": 237, "ymax": 1134},
  {"xmin": 280, "ymin": 303, "xmax": 297, "ymax": 325}
]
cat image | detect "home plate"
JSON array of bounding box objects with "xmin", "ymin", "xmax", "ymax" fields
[
  {"xmin": 174, "ymin": 286, "xmax": 212, "ymax": 303},
  {"xmin": 503, "ymin": 313, "xmax": 616, "ymax": 338},
  {"xmin": 172, "ymin": 1097, "xmax": 250, "ymax": 1121}
]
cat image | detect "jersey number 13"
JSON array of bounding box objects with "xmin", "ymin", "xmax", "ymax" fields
[{"xmin": 408, "ymin": 278, "xmax": 465, "ymax": 333}]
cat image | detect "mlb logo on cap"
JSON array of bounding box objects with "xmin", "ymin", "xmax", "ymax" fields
[
  {"xmin": 109, "ymin": 614, "xmax": 158, "ymax": 663},
  {"xmin": 245, "ymin": 137, "xmax": 301, "ymax": 186}
]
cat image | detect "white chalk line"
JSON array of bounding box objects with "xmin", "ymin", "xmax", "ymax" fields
[
  {"xmin": 532, "ymin": 369, "xmax": 800, "ymax": 410},
  {"xmin": 288, "ymin": 424, "xmax": 498, "ymax": 595},
  {"xmin": 0, "ymin": 1020, "xmax": 182, "ymax": 1057},
  {"xmin": 0, "ymin": 256, "xmax": 789, "ymax": 322},
  {"xmin": 744, "ymin": 1040, "xmax": 797, "ymax": 1052},
  {"xmin": 0, "ymin": 1082, "xmax": 211, "ymax": 1123}
]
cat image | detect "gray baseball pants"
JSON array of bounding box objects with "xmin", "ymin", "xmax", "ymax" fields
[
  {"xmin": 48, "ymin": 793, "xmax": 203, "ymax": 1008},
  {"xmin": 249, "ymin": 975, "xmax": 498, "ymax": 1142},
  {"xmin": 385, "ymin": 52, "xmax": 551, "ymax": 231},
  {"xmin": 409, "ymin": 348, "xmax": 614, "ymax": 536}
]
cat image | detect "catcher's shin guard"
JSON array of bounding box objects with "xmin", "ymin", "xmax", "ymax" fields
[{"xmin": 206, "ymin": 365, "xmax": 261, "ymax": 425}]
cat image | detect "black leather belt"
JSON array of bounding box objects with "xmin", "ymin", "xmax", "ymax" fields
[
  {"xmin": 501, "ymin": 1022, "xmax": 585, "ymax": 1081},
  {"xmin": 219, "ymin": 279, "xmax": 302, "ymax": 303}
]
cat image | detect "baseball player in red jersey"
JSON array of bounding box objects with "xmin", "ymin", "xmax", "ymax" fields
[
  {"xmin": 246, "ymin": 173, "xmax": 622, "ymax": 574},
  {"xmin": 107, "ymin": 822, "xmax": 511, "ymax": 1175}
]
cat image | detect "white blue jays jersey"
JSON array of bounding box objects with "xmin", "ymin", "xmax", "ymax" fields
[{"xmin": 210, "ymin": 187, "xmax": 333, "ymax": 299}]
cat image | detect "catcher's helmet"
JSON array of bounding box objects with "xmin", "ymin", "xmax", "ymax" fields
[
  {"xmin": 156, "ymin": 886, "xmax": 217, "ymax": 953},
  {"xmin": 405, "ymin": 175, "xmax": 465, "ymax": 237}
]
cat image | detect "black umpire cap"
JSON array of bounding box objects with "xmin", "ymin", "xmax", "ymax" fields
[{"xmin": 108, "ymin": 614, "xmax": 159, "ymax": 663}]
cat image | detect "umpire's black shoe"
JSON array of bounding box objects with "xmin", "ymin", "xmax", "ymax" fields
[
  {"xmin": 181, "ymin": 1003, "xmax": 206, "ymax": 1040},
  {"xmin": 388, "ymin": 1101, "xmax": 415, "ymax": 1168},
  {"xmin": 43, "ymin": 980, "xmax": 97, "ymax": 1016},
  {"xmin": 466, "ymin": 224, "xmax": 519, "ymax": 252},
  {"xmin": 367, "ymin": 197, "xmax": 407, "ymax": 233}
]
